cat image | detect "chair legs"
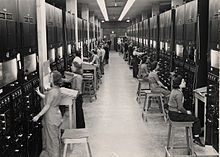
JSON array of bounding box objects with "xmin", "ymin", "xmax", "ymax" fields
[
  {"xmin": 86, "ymin": 140, "xmax": 93, "ymax": 157},
  {"xmin": 63, "ymin": 143, "xmax": 68, "ymax": 157},
  {"xmin": 165, "ymin": 122, "xmax": 194, "ymax": 157},
  {"xmin": 143, "ymin": 93, "xmax": 167, "ymax": 122}
]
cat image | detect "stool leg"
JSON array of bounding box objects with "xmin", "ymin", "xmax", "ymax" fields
[
  {"xmin": 185, "ymin": 127, "xmax": 190, "ymax": 155},
  {"xmin": 189, "ymin": 127, "xmax": 194, "ymax": 155},
  {"xmin": 160, "ymin": 95, "xmax": 166, "ymax": 122},
  {"xmin": 143, "ymin": 93, "xmax": 147, "ymax": 111},
  {"xmin": 167, "ymin": 124, "xmax": 172, "ymax": 148},
  {"xmin": 89, "ymin": 84, "xmax": 92, "ymax": 102},
  {"xmin": 63, "ymin": 143, "xmax": 68, "ymax": 157},
  {"xmin": 146, "ymin": 95, "xmax": 151, "ymax": 111},
  {"xmin": 86, "ymin": 140, "xmax": 93, "ymax": 157},
  {"xmin": 170, "ymin": 127, "xmax": 175, "ymax": 150},
  {"xmin": 137, "ymin": 82, "xmax": 141, "ymax": 103}
]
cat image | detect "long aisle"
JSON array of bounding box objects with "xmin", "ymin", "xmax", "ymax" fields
[{"xmin": 82, "ymin": 51, "xmax": 169, "ymax": 157}]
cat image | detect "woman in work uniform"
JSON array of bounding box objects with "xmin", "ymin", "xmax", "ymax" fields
[
  {"xmin": 33, "ymin": 70, "xmax": 63, "ymax": 157},
  {"xmin": 61, "ymin": 59, "xmax": 85, "ymax": 129}
]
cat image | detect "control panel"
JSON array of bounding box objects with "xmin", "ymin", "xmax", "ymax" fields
[
  {"xmin": 206, "ymin": 73, "xmax": 219, "ymax": 151},
  {"xmin": 0, "ymin": 95, "xmax": 12, "ymax": 156}
]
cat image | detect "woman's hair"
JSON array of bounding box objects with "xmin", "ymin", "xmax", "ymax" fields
[
  {"xmin": 172, "ymin": 75, "xmax": 182, "ymax": 89},
  {"xmin": 150, "ymin": 61, "xmax": 158, "ymax": 71},
  {"xmin": 52, "ymin": 70, "xmax": 62, "ymax": 86}
]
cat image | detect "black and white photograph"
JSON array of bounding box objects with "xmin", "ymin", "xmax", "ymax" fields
[{"xmin": 0, "ymin": 0, "xmax": 219, "ymax": 156}]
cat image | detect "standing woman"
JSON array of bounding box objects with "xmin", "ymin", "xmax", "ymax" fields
[
  {"xmin": 61, "ymin": 60, "xmax": 85, "ymax": 129},
  {"xmin": 71, "ymin": 61, "xmax": 85, "ymax": 128},
  {"xmin": 33, "ymin": 70, "xmax": 63, "ymax": 157},
  {"xmin": 104, "ymin": 43, "xmax": 109, "ymax": 64},
  {"xmin": 133, "ymin": 46, "xmax": 143, "ymax": 78}
]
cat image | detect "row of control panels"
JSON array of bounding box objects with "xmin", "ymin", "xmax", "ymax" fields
[{"xmin": 0, "ymin": 78, "xmax": 42, "ymax": 157}]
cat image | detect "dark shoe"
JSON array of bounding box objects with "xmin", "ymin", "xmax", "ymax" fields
[{"xmin": 193, "ymin": 137, "xmax": 205, "ymax": 147}]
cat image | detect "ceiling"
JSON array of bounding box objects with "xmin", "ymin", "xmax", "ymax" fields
[{"xmin": 46, "ymin": 0, "xmax": 172, "ymax": 21}]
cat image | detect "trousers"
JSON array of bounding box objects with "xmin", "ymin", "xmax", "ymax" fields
[{"xmin": 168, "ymin": 111, "xmax": 201, "ymax": 135}]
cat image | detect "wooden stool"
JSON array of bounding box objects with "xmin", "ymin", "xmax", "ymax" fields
[
  {"xmin": 62, "ymin": 129, "xmax": 92, "ymax": 157},
  {"xmin": 136, "ymin": 79, "xmax": 149, "ymax": 103},
  {"xmin": 142, "ymin": 91, "xmax": 167, "ymax": 122},
  {"xmin": 165, "ymin": 118, "xmax": 195, "ymax": 157}
]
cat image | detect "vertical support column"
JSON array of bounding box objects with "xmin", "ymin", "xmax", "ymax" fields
[
  {"xmin": 90, "ymin": 13, "xmax": 95, "ymax": 49},
  {"xmin": 67, "ymin": 0, "xmax": 78, "ymax": 50},
  {"xmin": 136, "ymin": 17, "xmax": 139, "ymax": 45},
  {"xmin": 91, "ymin": 14, "xmax": 95, "ymax": 41},
  {"xmin": 171, "ymin": 0, "xmax": 183, "ymax": 9},
  {"xmin": 151, "ymin": 3, "xmax": 160, "ymax": 60},
  {"xmin": 81, "ymin": 4, "xmax": 90, "ymax": 48},
  {"xmin": 36, "ymin": 0, "xmax": 47, "ymax": 89},
  {"xmin": 98, "ymin": 21, "xmax": 101, "ymax": 39},
  {"xmin": 95, "ymin": 17, "xmax": 98, "ymax": 41}
]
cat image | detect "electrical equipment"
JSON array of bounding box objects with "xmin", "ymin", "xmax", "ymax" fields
[
  {"xmin": 153, "ymin": 41, "xmax": 156, "ymax": 48},
  {"xmin": 0, "ymin": 0, "xmax": 18, "ymax": 52},
  {"xmin": 0, "ymin": 59, "xmax": 18, "ymax": 89},
  {"xmin": 18, "ymin": 0, "xmax": 37, "ymax": 49},
  {"xmin": 0, "ymin": 94, "xmax": 12, "ymax": 156},
  {"xmin": 48, "ymin": 48, "xmax": 56, "ymax": 63},
  {"xmin": 165, "ymin": 42, "xmax": 168, "ymax": 51},
  {"xmin": 210, "ymin": 49, "xmax": 220, "ymax": 71},
  {"xmin": 67, "ymin": 44, "xmax": 71, "ymax": 55},
  {"xmin": 160, "ymin": 42, "xmax": 164, "ymax": 51},
  {"xmin": 176, "ymin": 44, "xmax": 184, "ymax": 57},
  {"xmin": 55, "ymin": 7, "xmax": 63, "ymax": 44},
  {"xmin": 57, "ymin": 46, "xmax": 63, "ymax": 59},
  {"xmin": 46, "ymin": 3, "xmax": 55, "ymax": 46},
  {"xmin": 23, "ymin": 53, "xmax": 37, "ymax": 75},
  {"xmin": 206, "ymin": 0, "xmax": 220, "ymax": 152}
]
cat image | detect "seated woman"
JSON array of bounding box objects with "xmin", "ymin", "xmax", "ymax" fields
[
  {"xmin": 138, "ymin": 56, "xmax": 150, "ymax": 89},
  {"xmin": 61, "ymin": 60, "xmax": 85, "ymax": 129},
  {"xmin": 168, "ymin": 75, "xmax": 204, "ymax": 146},
  {"xmin": 148, "ymin": 61, "xmax": 170, "ymax": 103},
  {"xmin": 139, "ymin": 56, "xmax": 150, "ymax": 81}
]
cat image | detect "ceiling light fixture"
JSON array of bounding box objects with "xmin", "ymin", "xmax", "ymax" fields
[
  {"xmin": 118, "ymin": 0, "xmax": 135, "ymax": 21},
  {"xmin": 114, "ymin": 0, "xmax": 117, "ymax": 7},
  {"xmin": 96, "ymin": 0, "xmax": 109, "ymax": 21}
]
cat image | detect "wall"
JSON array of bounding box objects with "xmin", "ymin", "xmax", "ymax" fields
[{"xmin": 101, "ymin": 21, "xmax": 131, "ymax": 39}]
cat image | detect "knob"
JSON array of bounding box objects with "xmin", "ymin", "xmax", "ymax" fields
[
  {"xmin": 1, "ymin": 120, "xmax": 5, "ymax": 124},
  {"xmin": 14, "ymin": 149, "xmax": 19, "ymax": 153},
  {"xmin": 6, "ymin": 136, "xmax": 11, "ymax": 140},
  {"xmin": 0, "ymin": 114, "xmax": 5, "ymax": 117}
]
